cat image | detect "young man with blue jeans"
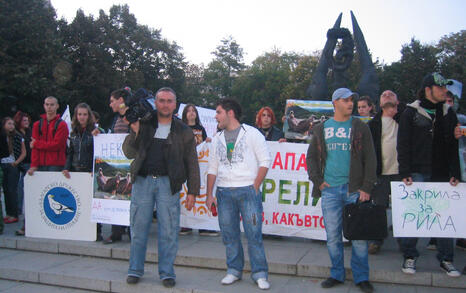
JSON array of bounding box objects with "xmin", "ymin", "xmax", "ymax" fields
[
  {"xmin": 307, "ymin": 88, "xmax": 377, "ymax": 293},
  {"xmin": 206, "ymin": 98, "xmax": 271, "ymax": 290}
]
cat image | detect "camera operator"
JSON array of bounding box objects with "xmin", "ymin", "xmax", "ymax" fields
[
  {"xmin": 122, "ymin": 87, "xmax": 200, "ymax": 288},
  {"xmin": 102, "ymin": 88, "xmax": 131, "ymax": 244}
]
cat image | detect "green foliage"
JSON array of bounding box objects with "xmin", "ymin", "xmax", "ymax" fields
[
  {"xmin": 379, "ymin": 38, "xmax": 439, "ymax": 104},
  {"xmin": 0, "ymin": 0, "xmax": 63, "ymax": 117},
  {"xmin": 1, "ymin": 1, "xmax": 464, "ymax": 124}
]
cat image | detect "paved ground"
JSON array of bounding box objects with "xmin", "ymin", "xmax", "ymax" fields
[{"xmin": 0, "ymin": 216, "xmax": 465, "ymax": 292}]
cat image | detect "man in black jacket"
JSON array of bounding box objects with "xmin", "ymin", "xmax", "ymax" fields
[
  {"xmin": 397, "ymin": 72, "xmax": 461, "ymax": 277},
  {"xmin": 122, "ymin": 87, "xmax": 200, "ymax": 288},
  {"xmin": 367, "ymin": 90, "xmax": 404, "ymax": 254}
]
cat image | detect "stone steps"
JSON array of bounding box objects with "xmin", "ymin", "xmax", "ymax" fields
[{"xmin": 0, "ymin": 224, "xmax": 464, "ymax": 290}]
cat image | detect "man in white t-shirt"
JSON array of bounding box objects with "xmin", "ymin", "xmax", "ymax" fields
[{"xmin": 368, "ymin": 90, "xmax": 404, "ymax": 254}]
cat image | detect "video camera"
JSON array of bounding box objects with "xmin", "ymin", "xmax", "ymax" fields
[{"xmin": 124, "ymin": 88, "xmax": 155, "ymax": 123}]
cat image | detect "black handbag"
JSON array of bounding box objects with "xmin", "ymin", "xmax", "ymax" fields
[{"xmin": 343, "ymin": 201, "xmax": 387, "ymax": 240}]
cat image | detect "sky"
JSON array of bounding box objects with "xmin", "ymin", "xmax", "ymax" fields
[{"xmin": 50, "ymin": 0, "xmax": 466, "ymax": 66}]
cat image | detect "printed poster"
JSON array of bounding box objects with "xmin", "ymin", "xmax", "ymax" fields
[
  {"xmin": 91, "ymin": 133, "xmax": 132, "ymax": 226},
  {"xmin": 25, "ymin": 172, "xmax": 96, "ymax": 241},
  {"xmin": 180, "ymin": 141, "xmax": 327, "ymax": 240},
  {"xmin": 283, "ymin": 99, "xmax": 334, "ymax": 141}
]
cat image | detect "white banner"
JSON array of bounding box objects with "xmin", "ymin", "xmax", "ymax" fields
[
  {"xmin": 25, "ymin": 172, "xmax": 96, "ymax": 241},
  {"xmin": 91, "ymin": 134, "xmax": 132, "ymax": 226},
  {"xmin": 177, "ymin": 103, "xmax": 217, "ymax": 138},
  {"xmin": 391, "ymin": 181, "xmax": 466, "ymax": 238},
  {"xmin": 90, "ymin": 134, "xmax": 326, "ymax": 240},
  {"xmin": 180, "ymin": 141, "xmax": 326, "ymax": 240}
]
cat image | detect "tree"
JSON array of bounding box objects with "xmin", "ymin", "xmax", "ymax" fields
[
  {"xmin": 58, "ymin": 5, "xmax": 186, "ymax": 126},
  {"xmin": 204, "ymin": 36, "xmax": 245, "ymax": 99},
  {"xmin": 0, "ymin": 0, "xmax": 64, "ymax": 117},
  {"xmin": 232, "ymin": 50, "xmax": 305, "ymax": 124},
  {"xmin": 379, "ymin": 38, "xmax": 439, "ymax": 104}
]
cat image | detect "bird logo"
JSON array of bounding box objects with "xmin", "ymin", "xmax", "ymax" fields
[{"xmin": 47, "ymin": 194, "xmax": 75, "ymax": 215}]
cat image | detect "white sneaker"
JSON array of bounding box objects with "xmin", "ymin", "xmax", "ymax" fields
[
  {"xmin": 221, "ymin": 274, "xmax": 239, "ymax": 285},
  {"xmin": 440, "ymin": 261, "xmax": 461, "ymax": 277},
  {"xmin": 256, "ymin": 278, "xmax": 270, "ymax": 290}
]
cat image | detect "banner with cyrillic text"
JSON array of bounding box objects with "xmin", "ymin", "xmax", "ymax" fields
[
  {"xmin": 391, "ymin": 181, "xmax": 466, "ymax": 238},
  {"xmin": 25, "ymin": 172, "xmax": 96, "ymax": 241},
  {"xmin": 180, "ymin": 141, "xmax": 326, "ymax": 240},
  {"xmin": 91, "ymin": 134, "xmax": 132, "ymax": 226}
]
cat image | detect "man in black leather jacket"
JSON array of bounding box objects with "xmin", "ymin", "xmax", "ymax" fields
[
  {"xmin": 397, "ymin": 72, "xmax": 461, "ymax": 278},
  {"xmin": 122, "ymin": 87, "xmax": 200, "ymax": 288}
]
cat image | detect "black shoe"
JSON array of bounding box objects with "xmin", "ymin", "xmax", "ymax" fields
[
  {"xmin": 162, "ymin": 278, "xmax": 175, "ymax": 288},
  {"xmin": 199, "ymin": 229, "xmax": 219, "ymax": 236},
  {"xmin": 126, "ymin": 275, "xmax": 139, "ymax": 284},
  {"xmin": 102, "ymin": 234, "xmax": 122, "ymax": 244},
  {"xmin": 356, "ymin": 281, "xmax": 374, "ymax": 293},
  {"xmin": 179, "ymin": 228, "xmax": 192, "ymax": 235},
  {"xmin": 321, "ymin": 277, "xmax": 343, "ymax": 288}
]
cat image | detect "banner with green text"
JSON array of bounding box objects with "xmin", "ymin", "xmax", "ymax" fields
[{"xmin": 180, "ymin": 141, "xmax": 326, "ymax": 240}]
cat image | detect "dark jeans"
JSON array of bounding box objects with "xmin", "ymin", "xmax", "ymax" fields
[
  {"xmin": 369, "ymin": 174, "xmax": 400, "ymax": 246},
  {"xmin": 1, "ymin": 163, "xmax": 20, "ymax": 218},
  {"xmin": 17, "ymin": 163, "xmax": 30, "ymax": 215},
  {"xmin": 399, "ymin": 173, "xmax": 454, "ymax": 262}
]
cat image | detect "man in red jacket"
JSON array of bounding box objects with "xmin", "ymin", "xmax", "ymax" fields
[{"xmin": 27, "ymin": 96, "xmax": 69, "ymax": 175}]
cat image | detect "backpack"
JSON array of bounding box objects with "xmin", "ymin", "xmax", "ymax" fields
[{"xmin": 38, "ymin": 118, "xmax": 63, "ymax": 138}]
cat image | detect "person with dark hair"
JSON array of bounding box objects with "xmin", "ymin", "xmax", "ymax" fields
[
  {"xmin": 1, "ymin": 117, "xmax": 26, "ymax": 224},
  {"xmin": 357, "ymin": 96, "xmax": 375, "ymax": 117},
  {"xmin": 255, "ymin": 106, "xmax": 285, "ymax": 142},
  {"xmin": 122, "ymin": 87, "xmax": 200, "ymax": 288},
  {"xmin": 63, "ymin": 103, "xmax": 101, "ymax": 240},
  {"xmin": 180, "ymin": 104, "xmax": 216, "ymax": 237},
  {"xmin": 63, "ymin": 103, "xmax": 96, "ymax": 177},
  {"xmin": 13, "ymin": 111, "xmax": 32, "ymax": 215},
  {"xmin": 367, "ymin": 90, "xmax": 405, "ymax": 254},
  {"xmin": 92, "ymin": 111, "xmax": 105, "ymax": 133},
  {"xmin": 307, "ymin": 88, "xmax": 376, "ymax": 292},
  {"xmin": 206, "ymin": 98, "xmax": 271, "ymax": 290},
  {"xmin": 103, "ymin": 88, "xmax": 131, "ymax": 244},
  {"xmin": 397, "ymin": 72, "xmax": 461, "ymax": 277}
]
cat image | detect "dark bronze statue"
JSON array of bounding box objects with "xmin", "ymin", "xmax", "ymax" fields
[{"xmin": 307, "ymin": 11, "xmax": 379, "ymax": 105}]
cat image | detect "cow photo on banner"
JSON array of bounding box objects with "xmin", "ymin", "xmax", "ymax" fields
[{"xmin": 91, "ymin": 133, "xmax": 132, "ymax": 226}]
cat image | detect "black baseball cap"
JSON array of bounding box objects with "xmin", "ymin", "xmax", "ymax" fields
[{"xmin": 421, "ymin": 72, "xmax": 453, "ymax": 88}]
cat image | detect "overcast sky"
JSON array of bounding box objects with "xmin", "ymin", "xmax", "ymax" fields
[{"xmin": 50, "ymin": 0, "xmax": 466, "ymax": 66}]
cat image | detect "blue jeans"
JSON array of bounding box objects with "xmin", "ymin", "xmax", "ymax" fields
[
  {"xmin": 321, "ymin": 184, "xmax": 369, "ymax": 284},
  {"xmin": 399, "ymin": 173, "xmax": 454, "ymax": 262},
  {"xmin": 216, "ymin": 185, "xmax": 268, "ymax": 281},
  {"xmin": 128, "ymin": 176, "xmax": 180, "ymax": 280}
]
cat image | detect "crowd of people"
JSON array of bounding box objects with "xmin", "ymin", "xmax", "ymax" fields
[{"xmin": 0, "ymin": 72, "xmax": 464, "ymax": 292}]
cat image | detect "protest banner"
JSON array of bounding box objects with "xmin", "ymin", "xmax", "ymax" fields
[
  {"xmin": 25, "ymin": 172, "xmax": 96, "ymax": 241},
  {"xmin": 180, "ymin": 141, "xmax": 327, "ymax": 240},
  {"xmin": 91, "ymin": 134, "xmax": 132, "ymax": 226},
  {"xmin": 177, "ymin": 103, "xmax": 217, "ymax": 138},
  {"xmin": 283, "ymin": 99, "xmax": 333, "ymax": 141},
  {"xmin": 391, "ymin": 181, "xmax": 466, "ymax": 238}
]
